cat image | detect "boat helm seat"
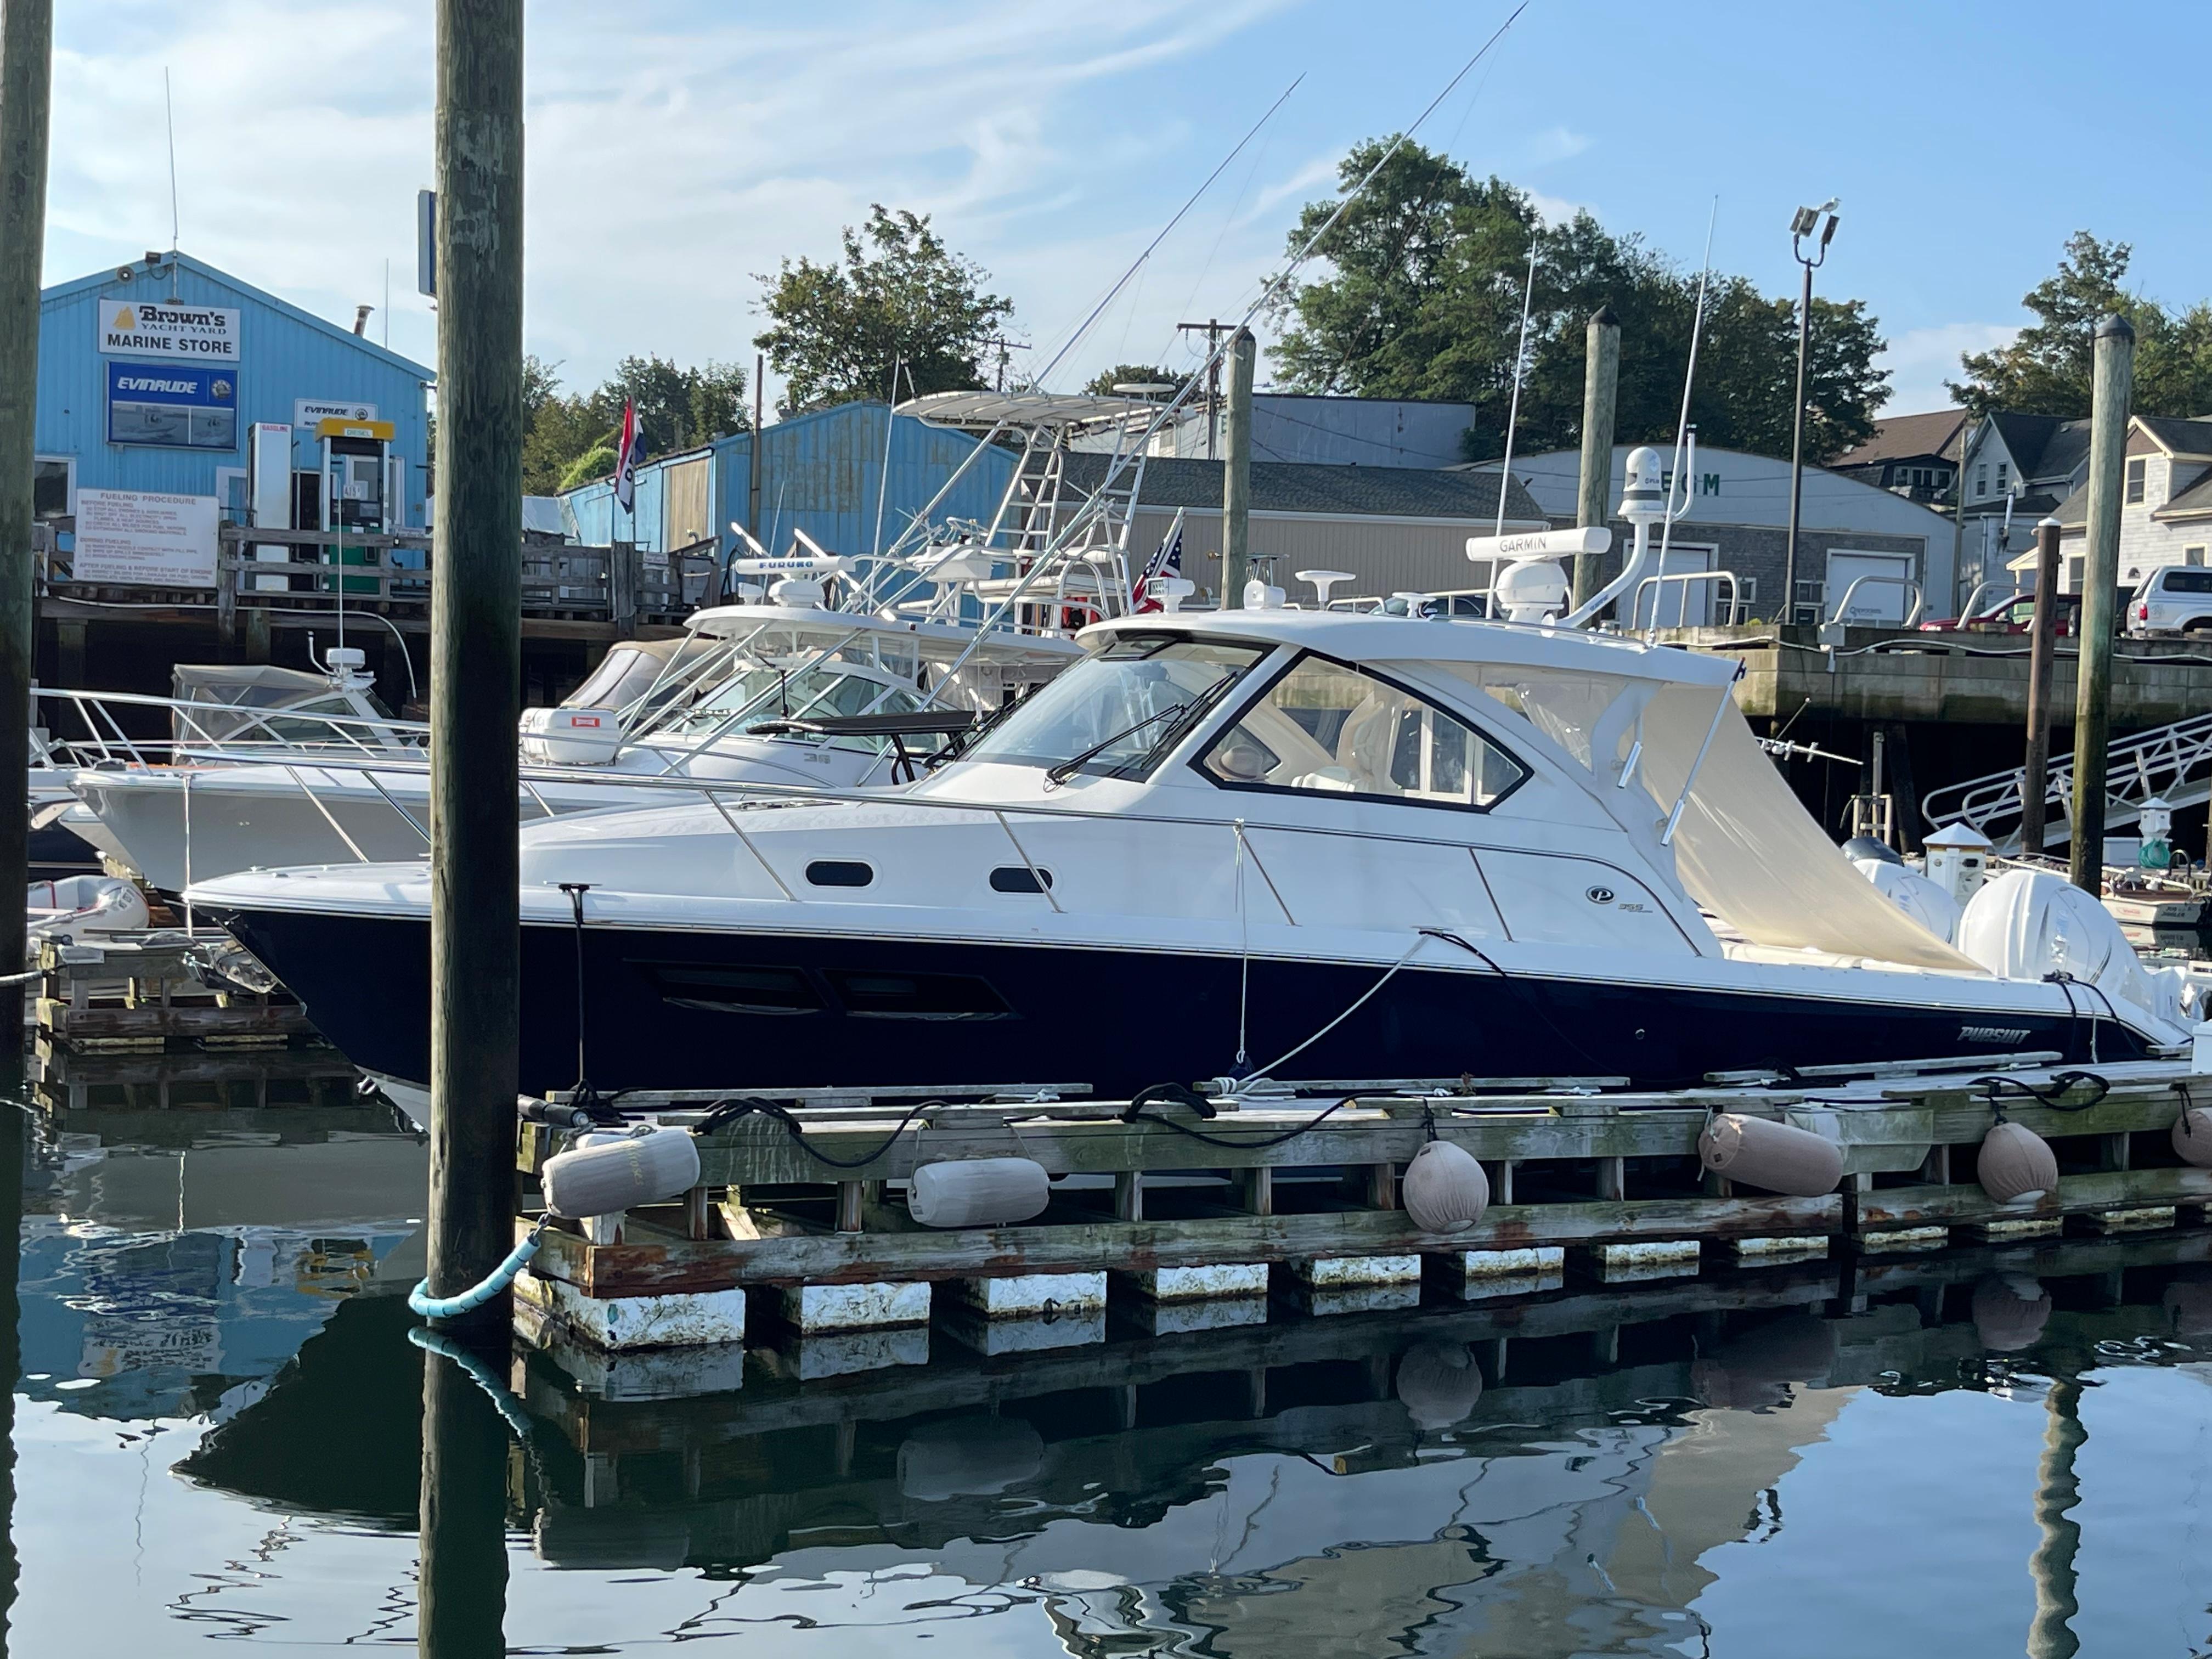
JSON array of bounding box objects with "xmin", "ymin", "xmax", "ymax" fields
[
  {"xmin": 1291, "ymin": 766, "xmax": 1355, "ymax": 792},
  {"xmin": 1336, "ymin": 693, "xmax": 1401, "ymax": 792}
]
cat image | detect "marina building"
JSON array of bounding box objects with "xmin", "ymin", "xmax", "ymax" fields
[
  {"xmin": 34, "ymin": 250, "xmax": 433, "ymax": 536},
  {"xmin": 1495, "ymin": 443, "xmax": 1959, "ymax": 625}
]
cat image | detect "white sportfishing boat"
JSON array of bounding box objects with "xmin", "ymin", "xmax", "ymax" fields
[
  {"xmin": 71, "ymin": 390, "xmax": 1177, "ymax": 893},
  {"xmin": 188, "ymin": 454, "xmax": 2192, "ymax": 1101}
]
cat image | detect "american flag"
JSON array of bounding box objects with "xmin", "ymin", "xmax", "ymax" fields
[
  {"xmin": 1131, "ymin": 509, "xmax": 1185, "ymax": 613},
  {"xmin": 613, "ymin": 399, "xmax": 642, "ymax": 513}
]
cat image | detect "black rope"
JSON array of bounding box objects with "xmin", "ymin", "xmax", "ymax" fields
[
  {"xmin": 560, "ymin": 882, "xmax": 594, "ymax": 1096},
  {"xmin": 690, "ymin": 1094, "xmax": 951, "ymax": 1170},
  {"xmin": 2176, "ymin": 1080, "xmax": 2202, "ymax": 1148},
  {"xmin": 1974, "ymin": 1070, "xmax": 2111, "ymax": 1124},
  {"xmin": 1121, "ymin": 1092, "xmax": 1362, "ymax": 1150}
]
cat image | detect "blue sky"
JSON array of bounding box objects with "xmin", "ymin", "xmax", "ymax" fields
[{"xmin": 42, "ymin": 1, "xmax": 2212, "ymax": 417}]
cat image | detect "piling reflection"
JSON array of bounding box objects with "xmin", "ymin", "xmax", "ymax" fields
[
  {"xmin": 416, "ymin": 1335, "xmax": 511, "ymax": 1658},
  {"xmin": 0, "ymin": 1056, "xmax": 25, "ymax": 1659}
]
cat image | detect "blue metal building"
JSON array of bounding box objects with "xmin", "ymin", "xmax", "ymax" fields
[
  {"xmin": 563, "ymin": 400, "xmax": 1015, "ymax": 561},
  {"xmin": 35, "ymin": 250, "xmax": 434, "ymax": 529}
]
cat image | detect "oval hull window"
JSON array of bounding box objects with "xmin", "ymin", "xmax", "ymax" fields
[
  {"xmin": 989, "ymin": 866, "xmax": 1053, "ymax": 893},
  {"xmin": 805, "ymin": 860, "xmax": 874, "ymax": 888}
]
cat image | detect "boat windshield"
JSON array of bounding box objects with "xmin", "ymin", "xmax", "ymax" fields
[
  {"xmin": 663, "ymin": 664, "xmax": 924, "ymax": 750},
  {"xmin": 964, "ymin": 634, "xmax": 1267, "ymax": 780}
]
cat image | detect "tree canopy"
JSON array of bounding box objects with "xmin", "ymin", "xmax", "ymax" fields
[
  {"xmin": 1082, "ymin": 363, "xmax": 1190, "ymax": 396},
  {"xmin": 755, "ymin": 206, "xmax": 1013, "ymax": 414},
  {"xmin": 1266, "ymin": 139, "xmax": 1889, "ymax": 463},
  {"xmin": 1951, "ymin": 232, "xmax": 2212, "ymax": 419},
  {"xmin": 519, "ymin": 354, "xmax": 751, "ymax": 495}
]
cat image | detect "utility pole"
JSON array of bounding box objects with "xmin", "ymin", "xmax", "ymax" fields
[
  {"xmin": 1951, "ymin": 414, "xmax": 1971, "ymax": 614},
  {"xmin": 2069, "ymin": 314, "xmax": 2133, "ymax": 892},
  {"xmin": 1178, "ymin": 320, "xmax": 1230, "ymax": 459},
  {"xmin": 1573, "ymin": 306, "xmax": 1620, "ymax": 611},
  {"xmin": 0, "ymin": 0, "xmax": 51, "ymax": 1035},
  {"xmin": 977, "ymin": 336, "xmax": 1029, "ymax": 394},
  {"xmin": 2019, "ymin": 517, "xmax": 2063, "ymax": 855},
  {"xmin": 426, "ymin": 0, "xmax": 525, "ymax": 1323},
  {"xmin": 1784, "ymin": 200, "xmax": 1839, "ymax": 630},
  {"xmin": 1222, "ymin": 327, "xmax": 1255, "ymax": 606}
]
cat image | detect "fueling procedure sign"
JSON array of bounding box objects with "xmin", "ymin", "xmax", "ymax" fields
[
  {"xmin": 97, "ymin": 298, "xmax": 241, "ymax": 363},
  {"xmin": 106, "ymin": 362, "xmax": 238, "ymax": 450}
]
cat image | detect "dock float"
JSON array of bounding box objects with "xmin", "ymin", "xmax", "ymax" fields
[
  {"xmin": 34, "ymin": 930, "xmax": 324, "ymax": 1053},
  {"xmin": 508, "ymin": 1056, "xmax": 2212, "ymax": 1361}
]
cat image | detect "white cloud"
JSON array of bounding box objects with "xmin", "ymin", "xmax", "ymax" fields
[
  {"xmin": 1877, "ymin": 321, "xmax": 2018, "ymax": 415},
  {"xmin": 44, "ymin": 0, "xmax": 1300, "ymax": 400}
]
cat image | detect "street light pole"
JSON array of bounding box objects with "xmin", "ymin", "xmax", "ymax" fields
[{"xmin": 1784, "ymin": 199, "xmax": 1838, "ymax": 629}]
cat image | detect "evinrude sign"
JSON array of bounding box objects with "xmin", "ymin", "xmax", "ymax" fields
[{"xmin": 97, "ymin": 299, "xmax": 241, "ymax": 363}]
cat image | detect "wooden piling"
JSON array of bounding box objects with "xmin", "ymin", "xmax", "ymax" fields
[
  {"xmin": 2069, "ymin": 313, "xmax": 2133, "ymax": 891},
  {"xmin": 0, "ymin": 0, "xmax": 52, "ymax": 1034},
  {"xmin": 1221, "ymin": 326, "xmax": 1255, "ymax": 606},
  {"xmin": 426, "ymin": 0, "xmax": 526, "ymax": 1318},
  {"xmin": 2021, "ymin": 516, "xmax": 2063, "ymax": 853},
  {"xmin": 1572, "ymin": 306, "xmax": 1620, "ymax": 611}
]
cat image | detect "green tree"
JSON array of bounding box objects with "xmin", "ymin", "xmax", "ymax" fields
[
  {"xmin": 755, "ymin": 205, "xmax": 1013, "ymax": 413},
  {"xmin": 557, "ymin": 443, "xmax": 618, "ymax": 493},
  {"xmin": 518, "ymin": 355, "xmax": 751, "ymax": 495},
  {"xmin": 1268, "ymin": 140, "xmax": 1888, "ymax": 464},
  {"xmin": 1954, "ymin": 232, "xmax": 2212, "ymax": 418}
]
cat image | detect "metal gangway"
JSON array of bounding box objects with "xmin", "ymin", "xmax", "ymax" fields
[{"xmin": 1918, "ymin": 709, "xmax": 2212, "ymax": 853}]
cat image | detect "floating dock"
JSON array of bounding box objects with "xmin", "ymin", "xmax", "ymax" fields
[{"xmin": 508, "ymin": 1054, "xmax": 2212, "ymax": 1362}]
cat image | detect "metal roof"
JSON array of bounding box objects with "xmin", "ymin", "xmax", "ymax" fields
[{"xmin": 898, "ymin": 390, "xmax": 1166, "ymax": 431}]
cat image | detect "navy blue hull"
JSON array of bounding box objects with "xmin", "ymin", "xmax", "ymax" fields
[{"xmin": 207, "ymin": 905, "xmax": 2139, "ymax": 1101}]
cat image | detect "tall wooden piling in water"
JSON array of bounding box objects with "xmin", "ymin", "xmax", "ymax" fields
[
  {"xmin": 2021, "ymin": 516, "xmax": 2063, "ymax": 854},
  {"xmin": 2069, "ymin": 314, "xmax": 2133, "ymax": 892},
  {"xmin": 426, "ymin": 0, "xmax": 526, "ymax": 1317},
  {"xmin": 1222, "ymin": 327, "xmax": 1255, "ymax": 606},
  {"xmin": 0, "ymin": 0, "xmax": 50, "ymax": 1030},
  {"xmin": 1572, "ymin": 306, "xmax": 1620, "ymax": 611}
]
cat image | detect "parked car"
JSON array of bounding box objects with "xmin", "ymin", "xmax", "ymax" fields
[
  {"xmin": 2128, "ymin": 565, "xmax": 2212, "ymax": 636},
  {"xmin": 1917, "ymin": 591, "xmax": 2086, "ymax": 637}
]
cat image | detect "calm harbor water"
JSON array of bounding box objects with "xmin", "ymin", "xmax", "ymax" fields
[{"xmin": 12, "ymin": 1069, "xmax": 2212, "ymax": 1656}]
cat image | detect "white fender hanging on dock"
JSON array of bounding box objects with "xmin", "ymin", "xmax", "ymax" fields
[
  {"xmin": 1697, "ymin": 1112, "xmax": 1844, "ymax": 1197},
  {"xmin": 1976, "ymin": 1120, "xmax": 2059, "ymax": 1206},
  {"xmin": 540, "ymin": 1125, "xmax": 701, "ymax": 1220},
  {"xmin": 1400, "ymin": 1140, "xmax": 1491, "ymax": 1232},
  {"xmin": 907, "ymin": 1156, "xmax": 1049, "ymax": 1229}
]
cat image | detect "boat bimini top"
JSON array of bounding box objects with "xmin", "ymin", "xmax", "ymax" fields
[{"xmin": 1066, "ymin": 608, "xmax": 1983, "ymax": 976}]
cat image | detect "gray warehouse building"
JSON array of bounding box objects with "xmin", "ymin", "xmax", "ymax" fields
[{"xmin": 1060, "ymin": 452, "xmax": 1546, "ymax": 606}]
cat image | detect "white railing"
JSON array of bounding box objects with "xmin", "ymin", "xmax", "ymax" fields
[
  {"xmin": 1825, "ymin": 573, "xmax": 1925, "ymax": 628},
  {"xmin": 1919, "ymin": 708, "xmax": 2212, "ymax": 851},
  {"xmin": 1634, "ymin": 570, "xmax": 1743, "ymax": 636},
  {"xmin": 35, "ymin": 685, "xmax": 424, "ymax": 769}
]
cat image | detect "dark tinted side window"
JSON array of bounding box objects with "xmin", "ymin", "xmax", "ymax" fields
[{"xmin": 2160, "ymin": 568, "xmax": 2212, "ymax": 595}]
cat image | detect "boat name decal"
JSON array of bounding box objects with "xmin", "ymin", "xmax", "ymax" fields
[{"xmin": 1959, "ymin": 1025, "xmax": 2032, "ymax": 1043}]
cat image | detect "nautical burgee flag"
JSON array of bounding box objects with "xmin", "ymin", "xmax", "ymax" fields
[
  {"xmin": 1131, "ymin": 507, "xmax": 1186, "ymax": 613},
  {"xmin": 613, "ymin": 399, "xmax": 642, "ymax": 514}
]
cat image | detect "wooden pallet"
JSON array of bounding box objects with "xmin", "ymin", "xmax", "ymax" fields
[{"xmin": 35, "ymin": 932, "xmax": 323, "ymax": 1053}]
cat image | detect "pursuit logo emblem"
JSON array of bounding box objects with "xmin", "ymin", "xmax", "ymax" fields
[
  {"xmin": 1585, "ymin": 886, "xmax": 1615, "ymax": 904},
  {"xmin": 1959, "ymin": 1025, "xmax": 2032, "ymax": 1044}
]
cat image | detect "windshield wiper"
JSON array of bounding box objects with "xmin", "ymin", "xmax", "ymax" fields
[
  {"xmin": 1101, "ymin": 670, "xmax": 1243, "ymax": 781},
  {"xmin": 1045, "ymin": 703, "xmax": 1190, "ymax": 787}
]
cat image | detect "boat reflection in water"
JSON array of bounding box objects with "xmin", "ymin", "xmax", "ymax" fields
[{"xmin": 168, "ymin": 1231, "xmax": 2212, "ymax": 1657}]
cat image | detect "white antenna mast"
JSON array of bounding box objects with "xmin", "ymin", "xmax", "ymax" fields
[
  {"xmin": 1491, "ymin": 234, "xmax": 1540, "ymax": 541},
  {"xmin": 163, "ymin": 69, "xmax": 180, "ymax": 257},
  {"xmin": 1654, "ymin": 198, "xmax": 1719, "ymax": 600}
]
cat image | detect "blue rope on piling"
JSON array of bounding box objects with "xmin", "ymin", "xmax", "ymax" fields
[{"xmin": 408, "ymin": 1220, "xmax": 548, "ymax": 1321}]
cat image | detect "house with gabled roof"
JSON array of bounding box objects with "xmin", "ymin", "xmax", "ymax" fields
[{"xmin": 2032, "ymin": 414, "xmax": 2212, "ymax": 591}]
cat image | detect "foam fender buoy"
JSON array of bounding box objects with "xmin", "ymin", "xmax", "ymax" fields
[
  {"xmin": 1698, "ymin": 1113, "xmax": 1844, "ymax": 1197},
  {"xmin": 907, "ymin": 1157, "xmax": 1049, "ymax": 1229},
  {"xmin": 541, "ymin": 1125, "xmax": 701, "ymax": 1220},
  {"xmin": 1400, "ymin": 1139, "xmax": 1489, "ymax": 1233},
  {"xmin": 2174, "ymin": 1106, "xmax": 2212, "ymax": 1169},
  {"xmin": 1395, "ymin": 1342, "xmax": 1485, "ymax": 1429},
  {"xmin": 1977, "ymin": 1121, "xmax": 2059, "ymax": 1207}
]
